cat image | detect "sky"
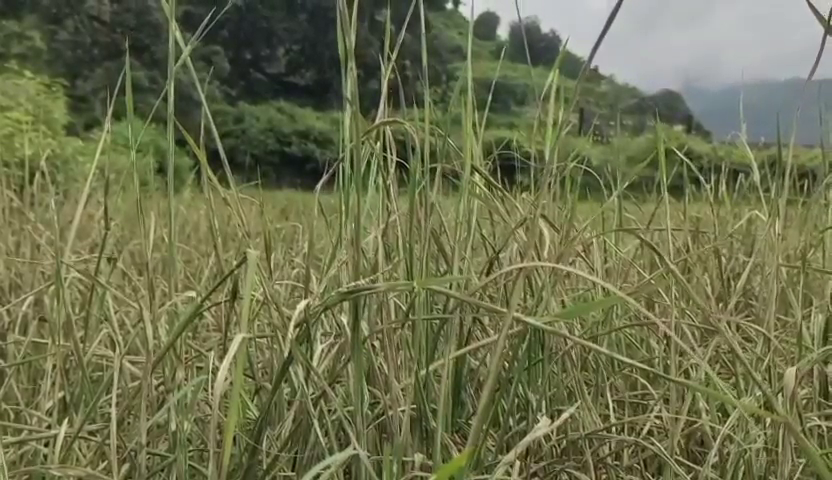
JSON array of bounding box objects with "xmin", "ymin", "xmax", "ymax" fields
[{"xmin": 468, "ymin": 0, "xmax": 832, "ymax": 93}]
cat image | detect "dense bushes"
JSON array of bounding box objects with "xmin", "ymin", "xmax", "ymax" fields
[
  {"xmin": 1, "ymin": 64, "xmax": 821, "ymax": 199},
  {"xmin": 476, "ymin": 124, "xmax": 827, "ymax": 196},
  {"xmin": 75, "ymin": 120, "xmax": 196, "ymax": 192},
  {"xmin": 466, "ymin": 62, "xmax": 545, "ymax": 114},
  {"xmin": 211, "ymin": 101, "xmax": 341, "ymax": 187},
  {"xmin": 0, "ymin": 65, "xmax": 83, "ymax": 187},
  {"xmin": 622, "ymin": 89, "xmax": 710, "ymax": 138},
  {"xmin": 0, "ymin": 66, "xmax": 195, "ymax": 193}
]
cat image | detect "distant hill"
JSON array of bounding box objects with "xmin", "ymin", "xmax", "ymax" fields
[
  {"xmin": 436, "ymin": 9, "xmax": 710, "ymax": 140},
  {"xmin": 682, "ymin": 78, "xmax": 832, "ymax": 146}
]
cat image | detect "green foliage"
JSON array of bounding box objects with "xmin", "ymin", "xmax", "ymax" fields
[
  {"xmin": 589, "ymin": 126, "xmax": 709, "ymax": 193},
  {"xmin": 212, "ymin": 101, "xmax": 341, "ymax": 186},
  {"xmin": 469, "ymin": 118, "xmax": 827, "ymax": 196},
  {"xmin": 0, "ymin": 0, "xmax": 717, "ymax": 190},
  {"xmin": 506, "ymin": 17, "xmax": 561, "ymax": 68},
  {"xmin": 428, "ymin": 10, "xmax": 494, "ymax": 62},
  {"xmin": 623, "ymin": 89, "xmax": 710, "ymax": 138},
  {"xmin": 0, "ymin": 65, "xmax": 77, "ymax": 186},
  {"xmin": 558, "ymin": 50, "xmax": 592, "ymax": 81},
  {"xmin": 0, "ymin": 67, "xmax": 189, "ymax": 193},
  {"xmin": 472, "ymin": 11, "xmax": 500, "ymax": 42},
  {"xmin": 469, "ymin": 62, "xmax": 540, "ymax": 114},
  {"xmin": 74, "ymin": 119, "xmax": 196, "ymax": 192},
  {"xmin": 0, "ymin": 17, "xmax": 48, "ymax": 72}
]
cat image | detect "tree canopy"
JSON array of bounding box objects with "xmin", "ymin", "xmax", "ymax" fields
[
  {"xmin": 3, "ymin": 0, "xmax": 464, "ymax": 126},
  {"xmin": 506, "ymin": 16, "xmax": 561, "ymax": 68},
  {"xmin": 473, "ymin": 10, "xmax": 500, "ymax": 42}
]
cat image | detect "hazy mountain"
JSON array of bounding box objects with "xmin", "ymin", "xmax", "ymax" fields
[{"xmin": 682, "ymin": 78, "xmax": 832, "ymax": 146}]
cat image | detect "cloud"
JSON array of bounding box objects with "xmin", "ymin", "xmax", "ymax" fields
[{"xmin": 468, "ymin": 0, "xmax": 832, "ymax": 91}]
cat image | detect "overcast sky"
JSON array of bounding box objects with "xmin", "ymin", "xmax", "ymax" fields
[{"xmin": 468, "ymin": 0, "xmax": 832, "ymax": 92}]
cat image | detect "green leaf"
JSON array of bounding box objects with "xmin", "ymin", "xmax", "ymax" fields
[
  {"xmin": 299, "ymin": 449, "xmax": 358, "ymax": 480},
  {"xmin": 432, "ymin": 449, "xmax": 470, "ymax": 480}
]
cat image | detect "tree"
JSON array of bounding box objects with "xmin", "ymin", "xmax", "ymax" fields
[
  {"xmin": 0, "ymin": 17, "xmax": 49, "ymax": 72},
  {"xmin": 472, "ymin": 10, "xmax": 500, "ymax": 42},
  {"xmin": 3, "ymin": 0, "xmax": 222, "ymax": 132},
  {"xmin": 622, "ymin": 88, "xmax": 711, "ymax": 137},
  {"xmin": 2, "ymin": 0, "xmax": 456, "ymax": 125},
  {"xmin": 506, "ymin": 17, "xmax": 561, "ymax": 68}
]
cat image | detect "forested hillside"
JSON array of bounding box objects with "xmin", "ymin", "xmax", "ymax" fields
[{"xmin": 1, "ymin": 0, "xmax": 725, "ymax": 190}]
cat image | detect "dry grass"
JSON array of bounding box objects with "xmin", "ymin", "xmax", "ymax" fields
[
  {"xmin": 3, "ymin": 0, "xmax": 832, "ymax": 478},
  {"xmin": 1, "ymin": 184, "xmax": 832, "ymax": 479}
]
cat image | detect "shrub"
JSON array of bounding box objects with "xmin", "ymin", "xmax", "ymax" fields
[
  {"xmin": 474, "ymin": 75, "xmax": 536, "ymax": 114},
  {"xmin": 711, "ymin": 143, "xmax": 825, "ymax": 194},
  {"xmin": 73, "ymin": 119, "xmax": 196, "ymax": 193},
  {"xmin": 212, "ymin": 101, "xmax": 341, "ymax": 187},
  {"xmin": 558, "ymin": 50, "xmax": 587, "ymax": 80},
  {"xmin": 0, "ymin": 65, "xmax": 76, "ymax": 187},
  {"xmin": 477, "ymin": 124, "xmax": 730, "ymax": 194},
  {"xmin": 622, "ymin": 89, "xmax": 711, "ymax": 138},
  {"xmin": 465, "ymin": 62, "xmax": 544, "ymax": 114}
]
